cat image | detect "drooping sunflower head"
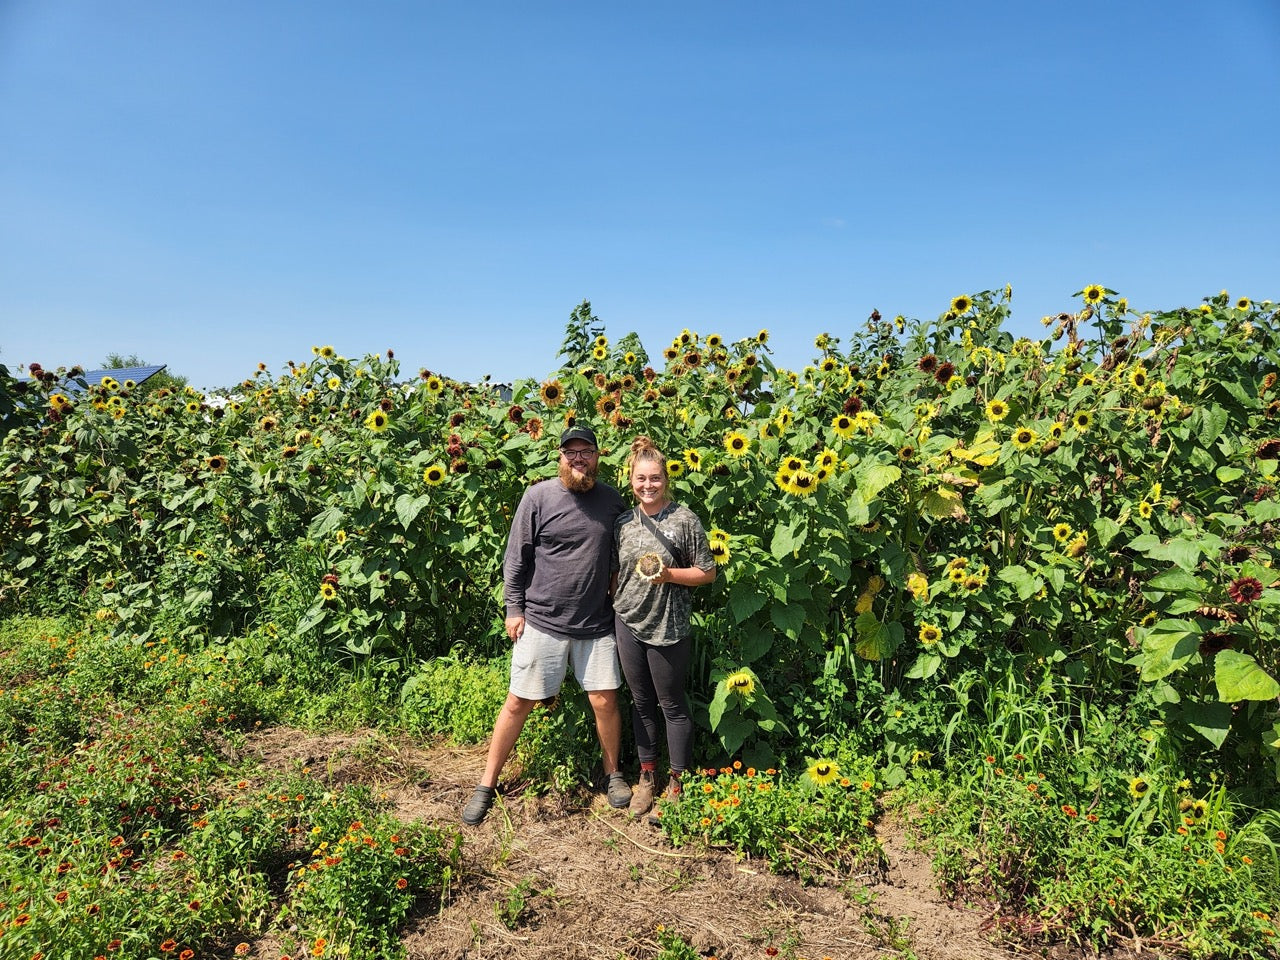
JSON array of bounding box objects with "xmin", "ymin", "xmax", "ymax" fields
[
  {"xmin": 726, "ymin": 670, "xmax": 755, "ymax": 696},
  {"xmin": 807, "ymin": 760, "xmax": 840, "ymax": 786}
]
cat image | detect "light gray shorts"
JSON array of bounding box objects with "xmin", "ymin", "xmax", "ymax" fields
[{"xmin": 509, "ymin": 622, "xmax": 622, "ymax": 700}]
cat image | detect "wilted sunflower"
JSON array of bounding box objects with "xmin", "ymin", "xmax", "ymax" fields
[
  {"xmin": 723, "ymin": 431, "xmax": 750, "ymax": 457},
  {"xmin": 1082, "ymin": 284, "xmax": 1105, "ymax": 304},
  {"xmin": 258, "ymin": 416, "xmax": 277, "ymax": 431},
  {"xmin": 807, "ymin": 760, "xmax": 840, "ymax": 786},
  {"xmin": 1066, "ymin": 534, "xmax": 1088, "ymax": 558},
  {"xmin": 726, "ymin": 670, "xmax": 755, "ymax": 696},
  {"xmin": 206, "ymin": 455, "xmax": 228, "ymax": 474}
]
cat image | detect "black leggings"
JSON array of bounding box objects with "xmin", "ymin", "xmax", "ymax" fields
[{"xmin": 615, "ymin": 616, "xmax": 693, "ymax": 773}]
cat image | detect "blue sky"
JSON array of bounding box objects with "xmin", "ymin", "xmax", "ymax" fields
[{"xmin": 2, "ymin": 1, "xmax": 1278, "ymax": 390}]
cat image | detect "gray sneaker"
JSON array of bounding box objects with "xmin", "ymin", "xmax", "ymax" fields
[
  {"xmin": 461, "ymin": 785, "xmax": 496, "ymax": 825},
  {"xmin": 606, "ymin": 772, "xmax": 632, "ymax": 809},
  {"xmin": 628, "ymin": 770, "xmax": 656, "ymax": 818}
]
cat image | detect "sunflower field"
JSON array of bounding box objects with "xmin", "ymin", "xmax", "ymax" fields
[{"xmin": 2, "ymin": 287, "xmax": 1280, "ymax": 955}]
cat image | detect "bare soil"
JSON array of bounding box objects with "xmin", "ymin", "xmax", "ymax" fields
[{"xmin": 236, "ymin": 726, "xmax": 1038, "ymax": 960}]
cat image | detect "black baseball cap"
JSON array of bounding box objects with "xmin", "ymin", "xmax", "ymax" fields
[{"xmin": 559, "ymin": 426, "xmax": 599, "ymax": 448}]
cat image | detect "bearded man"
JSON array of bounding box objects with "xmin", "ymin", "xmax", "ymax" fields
[{"xmin": 462, "ymin": 426, "xmax": 631, "ymax": 825}]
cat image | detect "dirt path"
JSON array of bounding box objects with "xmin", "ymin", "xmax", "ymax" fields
[{"xmin": 242, "ymin": 727, "xmax": 1024, "ymax": 960}]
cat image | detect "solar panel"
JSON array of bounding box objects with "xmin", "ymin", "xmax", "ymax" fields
[{"xmin": 64, "ymin": 365, "xmax": 167, "ymax": 393}]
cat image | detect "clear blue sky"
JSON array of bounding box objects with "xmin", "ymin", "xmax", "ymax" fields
[{"xmin": 3, "ymin": 1, "xmax": 1278, "ymax": 390}]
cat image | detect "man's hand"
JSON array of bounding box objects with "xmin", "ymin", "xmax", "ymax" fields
[{"xmin": 505, "ymin": 616, "xmax": 525, "ymax": 642}]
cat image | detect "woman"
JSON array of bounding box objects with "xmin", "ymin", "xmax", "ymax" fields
[{"xmin": 613, "ymin": 436, "xmax": 717, "ymax": 820}]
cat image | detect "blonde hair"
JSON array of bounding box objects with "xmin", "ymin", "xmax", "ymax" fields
[{"xmin": 626, "ymin": 435, "xmax": 667, "ymax": 478}]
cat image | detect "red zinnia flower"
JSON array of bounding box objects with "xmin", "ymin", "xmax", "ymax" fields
[{"xmin": 1228, "ymin": 576, "xmax": 1264, "ymax": 604}]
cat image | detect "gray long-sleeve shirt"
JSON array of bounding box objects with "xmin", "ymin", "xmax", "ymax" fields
[{"xmin": 503, "ymin": 478, "xmax": 626, "ymax": 639}]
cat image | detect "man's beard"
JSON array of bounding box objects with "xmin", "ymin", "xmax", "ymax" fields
[{"xmin": 559, "ymin": 460, "xmax": 598, "ymax": 493}]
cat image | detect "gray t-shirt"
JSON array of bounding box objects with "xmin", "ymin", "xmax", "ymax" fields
[
  {"xmin": 503, "ymin": 478, "xmax": 626, "ymax": 640},
  {"xmin": 613, "ymin": 502, "xmax": 716, "ymax": 646}
]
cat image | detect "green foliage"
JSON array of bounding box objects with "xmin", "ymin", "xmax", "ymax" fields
[
  {"xmin": 656, "ymin": 760, "xmax": 881, "ymax": 880},
  {"xmin": 0, "ymin": 616, "xmax": 460, "ymax": 960},
  {"xmin": 399, "ymin": 654, "xmax": 510, "ymax": 743}
]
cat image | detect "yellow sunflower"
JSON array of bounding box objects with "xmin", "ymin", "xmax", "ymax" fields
[
  {"xmin": 985, "ymin": 399, "xmax": 1010, "ymax": 422},
  {"xmin": 425, "ymin": 375, "xmax": 445, "ymax": 396},
  {"xmin": 786, "ymin": 469, "xmax": 819, "ymax": 497},
  {"xmin": 683, "ymin": 449, "xmax": 702, "ymax": 472},
  {"xmin": 1138, "ymin": 500, "xmax": 1153, "ymax": 519},
  {"xmin": 1082, "ymin": 284, "xmax": 1105, "ymax": 304},
  {"xmin": 726, "ymin": 670, "xmax": 755, "ymax": 696},
  {"xmin": 1072, "ymin": 411, "xmax": 1093, "ymax": 432},
  {"xmin": 723, "ymin": 431, "xmax": 750, "ymax": 457},
  {"xmin": 592, "ymin": 345, "xmax": 608, "ymax": 361},
  {"xmin": 423, "ymin": 464, "xmax": 446, "ymax": 486},
  {"xmin": 667, "ymin": 459, "xmax": 685, "ymax": 478},
  {"xmin": 831, "ymin": 414, "xmax": 856, "ymax": 439},
  {"xmin": 1052, "ymin": 522, "xmax": 1073, "ymax": 543},
  {"xmin": 319, "ymin": 582, "xmax": 338, "ymax": 601},
  {"xmin": 1129, "ymin": 776, "xmax": 1150, "ymax": 800},
  {"xmin": 365, "ymin": 410, "xmax": 389, "ymax": 433},
  {"xmin": 1237, "ymin": 297, "xmax": 1251, "ymax": 310},
  {"xmin": 807, "ymin": 760, "xmax": 840, "ymax": 787},
  {"xmin": 1012, "ymin": 427, "xmax": 1039, "ymax": 450},
  {"xmin": 950, "ymin": 294, "xmax": 973, "ymax": 315},
  {"xmin": 709, "ymin": 539, "xmax": 730, "ymax": 564},
  {"xmin": 918, "ymin": 622, "xmax": 942, "ymax": 645}
]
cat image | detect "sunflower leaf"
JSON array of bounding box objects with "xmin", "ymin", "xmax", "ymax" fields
[{"xmin": 1215, "ymin": 650, "xmax": 1280, "ymax": 702}]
